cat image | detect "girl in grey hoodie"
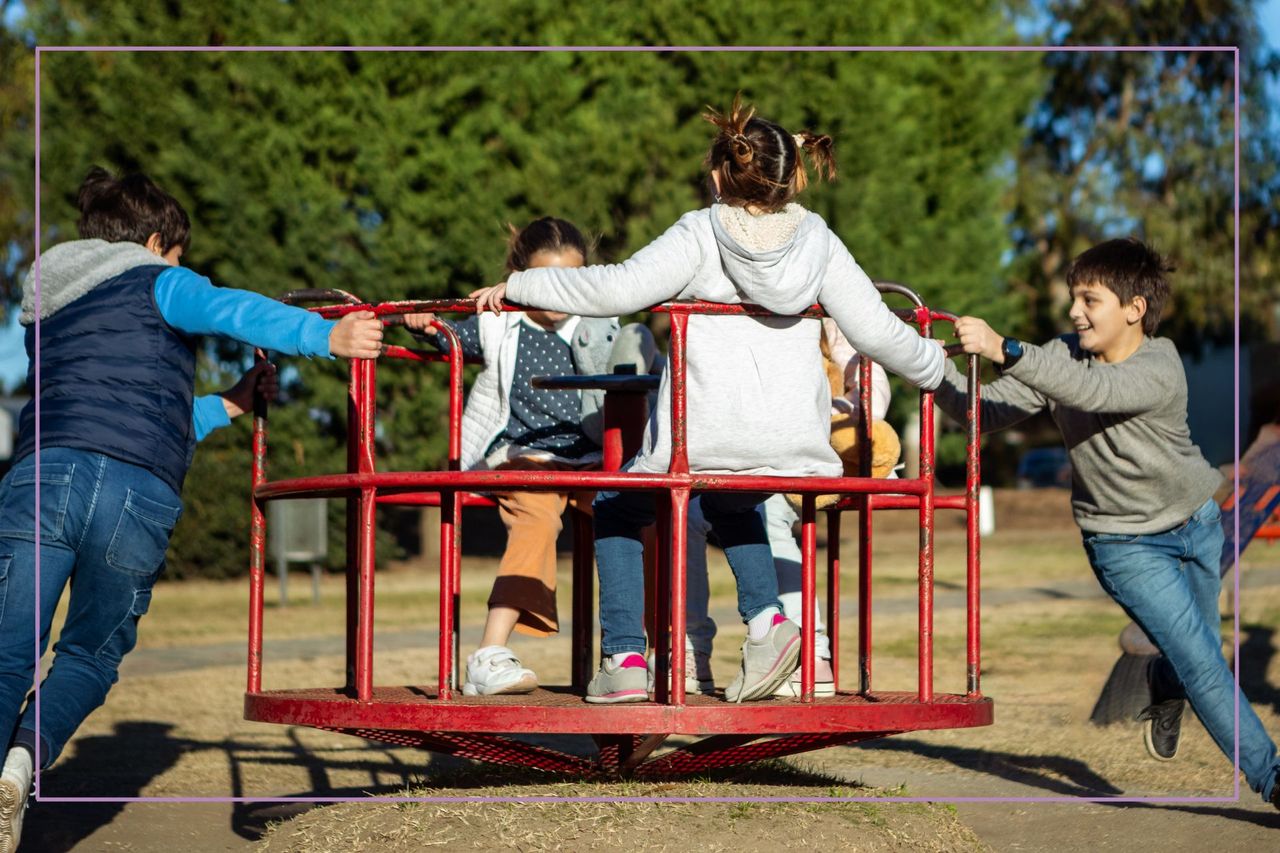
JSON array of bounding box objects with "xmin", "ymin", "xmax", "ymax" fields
[{"xmin": 472, "ymin": 96, "xmax": 946, "ymax": 704}]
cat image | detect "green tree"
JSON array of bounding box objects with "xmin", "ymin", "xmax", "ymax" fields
[
  {"xmin": 1009, "ymin": 0, "xmax": 1279, "ymax": 348},
  {"xmin": 6, "ymin": 1, "xmax": 1042, "ymax": 575}
]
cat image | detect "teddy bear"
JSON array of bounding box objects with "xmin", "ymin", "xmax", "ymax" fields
[{"xmin": 788, "ymin": 328, "xmax": 901, "ymax": 512}]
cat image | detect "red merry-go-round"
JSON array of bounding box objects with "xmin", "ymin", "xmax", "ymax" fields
[{"xmin": 240, "ymin": 283, "xmax": 992, "ymax": 777}]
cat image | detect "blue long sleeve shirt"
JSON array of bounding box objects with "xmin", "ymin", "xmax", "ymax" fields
[{"xmin": 156, "ymin": 266, "xmax": 336, "ymax": 441}]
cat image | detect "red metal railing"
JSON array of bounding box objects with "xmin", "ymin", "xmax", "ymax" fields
[{"xmin": 243, "ymin": 286, "xmax": 987, "ymax": 772}]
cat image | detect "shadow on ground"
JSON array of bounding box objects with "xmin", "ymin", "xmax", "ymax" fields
[
  {"xmin": 24, "ymin": 722, "xmax": 873, "ymax": 848},
  {"xmin": 855, "ymin": 736, "xmax": 1124, "ymax": 796}
]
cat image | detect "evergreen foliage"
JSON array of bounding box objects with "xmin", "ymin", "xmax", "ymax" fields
[{"xmin": 0, "ymin": 1, "xmax": 1272, "ymax": 576}]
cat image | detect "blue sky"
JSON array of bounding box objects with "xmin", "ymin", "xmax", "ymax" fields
[{"xmin": 3, "ymin": 6, "xmax": 1279, "ymax": 393}]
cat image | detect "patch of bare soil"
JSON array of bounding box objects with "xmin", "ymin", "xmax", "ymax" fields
[{"xmin": 255, "ymin": 764, "xmax": 987, "ymax": 853}]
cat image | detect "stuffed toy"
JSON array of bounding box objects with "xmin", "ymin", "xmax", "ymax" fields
[{"xmin": 789, "ymin": 333, "xmax": 901, "ymax": 512}]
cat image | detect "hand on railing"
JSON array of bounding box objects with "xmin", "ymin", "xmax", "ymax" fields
[
  {"xmin": 402, "ymin": 311, "xmax": 438, "ymax": 336},
  {"xmin": 224, "ymin": 361, "xmax": 278, "ymax": 419},
  {"xmin": 329, "ymin": 310, "xmax": 384, "ymax": 359},
  {"xmin": 952, "ymin": 316, "xmax": 1005, "ymax": 364},
  {"xmin": 469, "ymin": 282, "xmax": 507, "ymax": 315}
]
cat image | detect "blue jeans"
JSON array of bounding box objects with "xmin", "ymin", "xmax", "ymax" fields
[
  {"xmin": 685, "ymin": 494, "xmax": 829, "ymax": 658},
  {"xmin": 0, "ymin": 449, "xmax": 182, "ymax": 768},
  {"xmin": 1083, "ymin": 497, "xmax": 1280, "ymax": 801},
  {"xmin": 594, "ymin": 490, "xmax": 780, "ymax": 656}
]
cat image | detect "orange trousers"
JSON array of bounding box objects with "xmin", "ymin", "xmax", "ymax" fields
[{"xmin": 488, "ymin": 458, "xmax": 593, "ymax": 637}]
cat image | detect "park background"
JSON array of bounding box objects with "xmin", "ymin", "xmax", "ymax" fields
[
  {"xmin": 0, "ymin": 3, "xmax": 1279, "ymax": 851},
  {"xmin": 0, "ymin": 0, "xmax": 1277, "ymax": 581}
]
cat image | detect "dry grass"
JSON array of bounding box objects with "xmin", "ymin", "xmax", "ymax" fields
[
  {"xmin": 36, "ymin": 488, "xmax": 1280, "ymax": 848},
  {"xmin": 255, "ymin": 764, "xmax": 989, "ymax": 853}
]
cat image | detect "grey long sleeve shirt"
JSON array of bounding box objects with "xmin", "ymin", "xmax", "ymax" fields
[{"xmin": 933, "ymin": 334, "xmax": 1221, "ymax": 535}]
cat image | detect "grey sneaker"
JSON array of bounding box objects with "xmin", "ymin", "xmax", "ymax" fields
[
  {"xmin": 773, "ymin": 656, "xmax": 836, "ymax": 698},
  {"xmin": 462, "ymin": 645, "xmax": 537, "ymax": 696},
  {"xmin": 647, "ymin": 640, "xmax": 716, "ymax": 696},
  {"xmin": 0, "ymin": 747, "xmax": 32, "ymax": 853},
  {"xmin": 1136, "ymin": 698, "xmax": 1184, "ymax": 761},
  {"xmin": 725, "ymin": 618, "xmax": 801, "ymax": 703},
  {"xmin": 586, "ymin": 654, "xmax": 649, "ymax": 704}
]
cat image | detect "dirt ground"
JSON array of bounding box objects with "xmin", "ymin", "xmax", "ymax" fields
[{"xmin": 17, "ymin": 488, "xmax": 1280, "ymax": 851}]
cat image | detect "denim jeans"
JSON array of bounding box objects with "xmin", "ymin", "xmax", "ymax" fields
[
  {"xmin": 685, "ymin": 494, "xmax": 829, "ymax": 659},
  {"xmin": 0, "ymin": 449, "xmax": 182, "ymax": 768},
  {"xmin": 594, "ymin": 489, "xmax": 780, "ymax": 656},
  {"xmin": 1083, "ymin": 497, "xmax": 1280, "ymax": 801}
]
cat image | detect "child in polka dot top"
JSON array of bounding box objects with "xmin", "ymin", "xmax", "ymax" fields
[{"xmin": 405, "ymin": 218, "xmax": 655, "ymax": 697}]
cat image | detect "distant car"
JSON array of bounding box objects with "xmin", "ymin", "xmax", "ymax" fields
[{"xmin": 1016, "ymin": 446, "xmax": 1071, "ymax": 489}]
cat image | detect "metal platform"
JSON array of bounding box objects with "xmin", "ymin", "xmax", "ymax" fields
[{"xmin": 242, "ymin": 286, "xmax": 990, "ymax": 777}]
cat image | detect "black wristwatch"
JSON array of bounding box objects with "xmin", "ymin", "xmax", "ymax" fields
[{"xmin": 999, "ymin": 337, "xmax": 1024, "ymax": 371}]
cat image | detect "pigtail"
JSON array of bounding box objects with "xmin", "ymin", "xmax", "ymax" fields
[
  {"xmin": 703, "ymin": 93, "xmax": 757, "ymax": 169},
  {"xmin": 795, "ymin": 131, "xmax": 837, "ymax": 183}
]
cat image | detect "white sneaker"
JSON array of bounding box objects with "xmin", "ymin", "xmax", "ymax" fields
[
  {"xmin": 0, "ymin": 747, "xmax": 32, "ymax": 853},
  {"xmin": 462, "ymin": 645, "xmax": 538, "ymax": 696},
  {"xmin": 725, "ymin": 617, "xmax": 801, "ymax": 703},
  {"xmin": 772, "ymin": 656, "xmax": 836, "ymax": 698},
  {"xmin": 647, "ymin": 638, "xmax": 715, "ymax": 695}
]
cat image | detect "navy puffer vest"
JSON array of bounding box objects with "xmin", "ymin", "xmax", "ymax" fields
[{"xmin": 14, "ymin": 265, "xmax": 198, "ymax": 495}]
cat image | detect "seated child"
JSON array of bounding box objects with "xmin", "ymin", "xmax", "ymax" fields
[
  {"xmin": 681, "ymin": 322, "xmax": 897, "ymax": 697},
  {"xmin": 404, "ymin": 218, "xmax": 655, "ymax": 696},
  {"xmin": 938, "ymin": 237, "xmax": 1280, "ymax": 809},
  {"xmin": 471, "ymin": 96, "xmax": 945, "ymax": 703},
  {"xmin": 0, "ymin": 166, "xmax": 383, "ymax": 850}
]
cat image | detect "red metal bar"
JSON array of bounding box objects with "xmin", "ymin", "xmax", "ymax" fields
[
  {"xmin": 435, "ymin": 321, "xmax": 466, "ymax": 471},
  {"xmin": 247, "ymin": 350, "xmax": 269, "ymax": 694},
  {"xmin": 858, "ymin": 493, "xmax": 872, "ymax": 695},
  {"xmin": 601, "ymin": 389, "xmax": 648, "ymax": 471},
  {"xmin": 374, "ymin": 492, "xmax": 495, "ymax": 507},
  {"xmin": 844, "ymin": 489, "xmax": 962, "ymax": 507},
  {"xmin": 668, "ymin": 488, "xmax": 690, "ymax": 706},
  {"xmin": 965, "ymin": 352, "xmax": 982, "ymax": 696},
  {"xmin": 916, "ymin": 308, "xmax": 935, "ymax": 703},
  {"xmin": 246, "ymin": 686, "xmax": 994, "ymax": 734},
  {"xmin": 571, "ymin": 506, "xmax": 594, "ymax": 689},
  {"xmin": 652, "ymin": 492, "xmax": 671, "ymax": 704},
  {"xmin": 243, "ymin": 288, "xmax": 991, "ymax": 776},
  {"xmin": 344, "ymin": 360, "xmax": 361, "ymax": 690},
  {"xmin": 354, "ymin": 357, "xmax": 378, "ymax": 702},
  {"xmin": 256, "ymin": 470, "xmax": 932, "ymax": 501},
  {"xmin": 437, "ymin": 490, "xmax": 458, "ymax": 700},
  {"xmin": 800, "ymin": 494, "xmax": 817, "ymax": 703},
  {"xmin": 826, "ymin": 509, "xmax": 840, "ymax": 692},
  {"xmin": 668, "ymin": 312, "xmax": 690, "ymax": 475}
]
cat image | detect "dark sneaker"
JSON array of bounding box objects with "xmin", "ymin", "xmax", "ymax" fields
[
  {"xmin": 1136, "ymin": 698, "xmax": 1184, "ymax": 761},
  {"xmin": 1269, "ymin": 771, "xmax": 1280, "ymax": 811}
]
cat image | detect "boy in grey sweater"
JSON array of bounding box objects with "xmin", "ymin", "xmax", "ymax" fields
[{"xmin": 936, "ymin": 237, "xmax": 1279, "ymax": 808}]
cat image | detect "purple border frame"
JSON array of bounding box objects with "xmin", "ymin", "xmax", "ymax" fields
[{"xmin": 29, "ymin": 44, "xmax": 1244, "ymax": 807}]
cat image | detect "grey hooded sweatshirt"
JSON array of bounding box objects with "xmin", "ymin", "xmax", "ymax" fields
[{"xmin": 505, "ymin": 205, "xmax": 944, "ymax": 477}]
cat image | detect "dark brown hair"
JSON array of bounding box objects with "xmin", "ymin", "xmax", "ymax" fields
[
  {"xmin": 503, "ymin": 216, "xmax": 590, "ymax": 273},
  {"xmin": 703, "ymin": 93, "xmax": 836, "ymax": 213},
  {"xmin": 1066, "ymin": 238, "xmax": 1174, "ymax": 336},
  {"xmin": 76, "ymin": 166, "xmax": 191, "ymax": 253}
]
